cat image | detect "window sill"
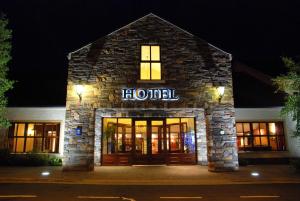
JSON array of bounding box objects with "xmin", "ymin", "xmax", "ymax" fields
[{"xmin": 137, "ymin": 80, "xmax": 166, "ymax": 84}]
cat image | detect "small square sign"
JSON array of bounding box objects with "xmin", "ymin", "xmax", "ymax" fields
[{"xmin": 75, "ymin": 126, "xmax": 82, "ymax": 136}]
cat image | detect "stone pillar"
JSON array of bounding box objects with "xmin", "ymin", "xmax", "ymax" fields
[
  {"xmin": 206, "ymin": 105, "xmax": 239, "ymax": 171},
  {"xmin": 63, "ymin": 106, "xmax": 95, "ymax": 171},
  {"xmin": 195, "ymin": 111, "xmax": 208, "ymax": 165}
]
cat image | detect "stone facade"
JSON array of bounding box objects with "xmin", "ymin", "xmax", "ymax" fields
[{"xmin": 64, "ymin": 13, "xmax": 238, "ymax": 171}]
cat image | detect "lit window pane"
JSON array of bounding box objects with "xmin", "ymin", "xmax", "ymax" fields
[
  {"xmin": 151, "ymin": 46, "xmax": 160, "ymax": 61},
  {"xmin": 236, "ymin": 123, "xmax": 243, "ymax": 133},
  {"xmin": 152, "ymin": 121, "xmax": 163, "ymax": 126},
  {"xmin": 151, "ymin": 63, "xmax": 161, "ymax": 80},
  {"xmin": 269, "ymin": 123, "xmax": 276, "ymax": 135},
  {"xmin": 259, "ymin": 123, "xmax": 267, "ymax": 135},
  {"xmin": 166, "ymin": 118, "xmax": 180, "ymax": 125},
  {"xmin": 25, "ymin": 138, "xmax": 34, "ymax": 152},
  {"xmin": 15, "ymin": 138, "xmax": 24, "ymax": 152},
  {"xmin": 140, "ymin": 62, "xmax": 150, "ymax": 80},
  {"xmin": 252, "ymin": 123, "xmax": 259, "ymax": 135},
  {"xmin": 16, "ymin": 123, "xmax": 25, "ymax": 136},
  {"xmin": 118, "ymin": 118, "xmax": 132, "ymax": 126},
  {"xmin": 27, "ymin": 124, "xmax": 35, "ymax": 136},
  {"xmin": 141, "ymin": 46, "xmax": 150, "ymax": 61},
  {"xmin": 261, "ymin": 136, "xmax": 268, "ymax": 146},
  {"xmin": 243, "ymin": 123, "xmax": 250, "ymax": 132},
  {"xmin": 253, "ymin": 137, "xmax": 260, "ymax": 146}
]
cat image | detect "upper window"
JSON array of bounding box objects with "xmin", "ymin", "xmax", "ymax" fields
[
  {"xmin": 140, "ymin": 45, "xmax": 161, "ymax": 80},
  {"xmin": 236, "ymin": 122, "xmax": 285, "ymax": 152}
]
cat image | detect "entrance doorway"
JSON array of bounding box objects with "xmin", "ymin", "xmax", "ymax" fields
[
  {"xmin": 134, "ymin": 119, "xmax": 165, "ymax": 164},
  {"xmin": 101, "ymin": 117, "xmax": 196, "ymax": 165}
]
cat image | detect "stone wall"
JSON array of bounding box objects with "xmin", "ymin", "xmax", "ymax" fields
[{"xmin": 64, "ymin": 14, "xmax": 238, "ymax": 171}]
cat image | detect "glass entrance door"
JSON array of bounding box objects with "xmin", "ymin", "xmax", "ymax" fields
[
  {"xmin": 134, "ymin": 120, "xmax": 148, "ymax": 163},
  {"xmin": 133, "ymin": 119, "xmax": 165, "ymax": 164},
  {"xmin": 102, "ymin": 117, "xmax": 196, "ymax": 165},
  {"xmin": 150, "ymin": 120, "xmax": 165, "ymax": 163}
]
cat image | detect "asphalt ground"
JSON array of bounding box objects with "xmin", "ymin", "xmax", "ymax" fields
[{"xmin": 0, "ymin": 183, "xmax": 300, "ymax": 201}]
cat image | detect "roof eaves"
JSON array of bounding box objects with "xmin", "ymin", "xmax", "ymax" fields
[
  {"xmin": 68, "ymin": 42, "xmax": 92, "ymax": 60},
  {"xmin": 207, "ymin": 42, "xmax": 232, "ymax": 58}
]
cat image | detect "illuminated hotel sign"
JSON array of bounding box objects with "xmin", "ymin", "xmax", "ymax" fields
[{"xmin": 122, "ymin": 88, "xmax": 179, "ymax": 101}]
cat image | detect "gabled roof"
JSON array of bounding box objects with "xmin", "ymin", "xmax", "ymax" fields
[{"xmin": 68, "ymin": 13, "xmax": 231, "ymax": 58}]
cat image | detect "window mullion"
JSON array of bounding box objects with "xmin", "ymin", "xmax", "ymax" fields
[
  {"xmin": 42, "ymin": 123, "xmax": 45, "ymax": 152},
  {"xmin": 23, "ymin": 123, "xmax": 28, "ymax": 152},
  {"xmin": 266, "ymin": 123, "xmax": 270, "ymax": 149},
  {"xmin": 250, "ymin": 123, "xmax": 254, "ymax": 150},
  {"xmin": 14, "ymin": 123, "xmax": 17, "ymax": 153}
]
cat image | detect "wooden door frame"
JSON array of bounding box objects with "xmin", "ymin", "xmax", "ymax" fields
[{"xmin": 132, "ymin": 117, "xmax": 166, "ymax": 164}]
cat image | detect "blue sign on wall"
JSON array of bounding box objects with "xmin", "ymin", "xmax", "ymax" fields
[{"xmin": 75, "ymin": 126, "xmax": 82, "ymax": 136}]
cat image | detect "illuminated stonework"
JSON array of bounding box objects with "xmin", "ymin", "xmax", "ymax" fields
[{"xmin": 64, "ymin": 13, "xmax": 238, "ymax": 172}]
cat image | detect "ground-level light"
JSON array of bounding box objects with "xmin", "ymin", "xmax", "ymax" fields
[
  {"xmin": 41, "ymin": 171, "xmax": 50, "ymax": 176},
  {"xmin": 251, "ymin": 172, "xmax": 259, "ymax": 177}
]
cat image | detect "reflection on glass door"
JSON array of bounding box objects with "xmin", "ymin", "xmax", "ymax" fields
[
  {"xmin": 166, "ymin": 118, "xmax": 196, "ymax": 154},
  {"xmin": 135, "ymin": 121, "xmax": 147, "ymax": 155}
]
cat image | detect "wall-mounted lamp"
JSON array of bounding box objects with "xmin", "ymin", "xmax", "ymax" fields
[
  {"xmin": 75, "ymin": 85, "xmax": 84, "ymax": 102},
  {"xmin": 217, "ymin": 86, "xmax": 225, "ymax": 103}
]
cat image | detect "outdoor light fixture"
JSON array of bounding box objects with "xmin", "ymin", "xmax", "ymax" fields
[
  {"xmin": 75, "ymin": 85, "xmax": 84, "ymax": 102},
  {"xmin": 41, "ymin": 171, "xmax": 50, "ymax": 176},
  {"xmin": 217, "ymin": 86, "xmax": 225, "ymax": 103}
]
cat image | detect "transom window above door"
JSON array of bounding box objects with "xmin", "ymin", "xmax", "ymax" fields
[{"xmin": 140, "ymin": 45, "xmax": 161, "ymax": 80}]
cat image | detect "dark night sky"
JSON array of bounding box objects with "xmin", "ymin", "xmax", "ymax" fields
[{"xmin": 1, "ymin": 0, "xmax": 300, "ymax": 107}]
